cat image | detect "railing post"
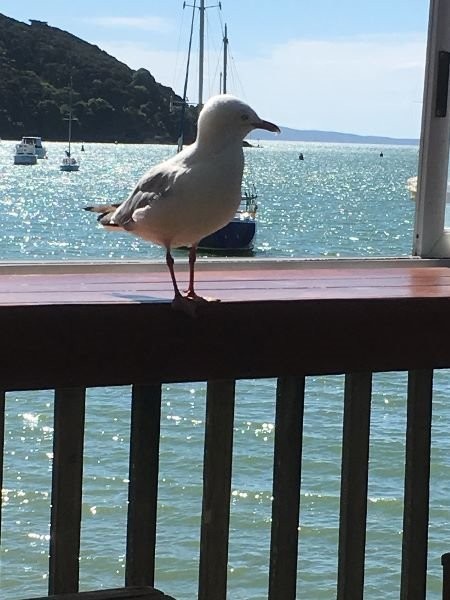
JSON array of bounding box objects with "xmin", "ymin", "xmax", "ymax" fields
[
  {"xmin": 198, "ymin": 379, "xmax": 236, "ymax": 600},
  {"xmin": 400, "ymin": 369, "xmax": 433, "ymax": 600},
  {"xmin": 0, "ymin": 390, "xmax": 4, "ymax": 544},
  {"xmin": 126, "ymin": 383, "xmax": 162, "ymax": 587},
  {"xmin": 269, "ymin": 376, "xmax": 305, "ymax": 600},
  {"xmin": 337, "ymin": 372, "xmax": 372, "ymax": 600},
  {"xmin": 442, "ymin": 553, "xmax": 450, "ymax": 600},
  {"xmin": 49, "ymin": 387, "xmax": 86, "ymax": 595}
]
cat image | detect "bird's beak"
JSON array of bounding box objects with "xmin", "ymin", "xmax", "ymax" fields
[{"xmin": 253, "ymin": 119, "xmax": 280, "ymax": 133}]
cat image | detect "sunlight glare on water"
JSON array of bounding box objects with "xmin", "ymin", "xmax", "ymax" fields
[{"xmin": 0, "ymin": 139, "xmax": 417, "ymax": 261}]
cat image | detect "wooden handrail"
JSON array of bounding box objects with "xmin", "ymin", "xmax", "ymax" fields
[{"xmin": 0, "ymin": 264, "xmax": 450, "ymax": 391}]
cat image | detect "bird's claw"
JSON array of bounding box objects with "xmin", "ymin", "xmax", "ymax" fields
[
  {"xmin": 171, "ymin": 293, "xmax": 220, "ymax": 317},
  {"xmin": 171, "ymin": 295, "xmax": 198, "ymax": 317},
  {"xmin": 184, "ymin": 290, "xmax": 219, "ymax": 303}
]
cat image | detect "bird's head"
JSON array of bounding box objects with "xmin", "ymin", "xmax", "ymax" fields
[{"xmin": 197, "ymin": 94, "xmax": 280, "ymax": 145}]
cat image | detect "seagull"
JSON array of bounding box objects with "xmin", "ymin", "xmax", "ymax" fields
[{"xmin": 84, "ymin": 94, "xmax": 280, "ymax": 311}]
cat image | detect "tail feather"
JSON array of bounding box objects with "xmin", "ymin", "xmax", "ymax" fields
[{"xmin": 84, "ymin": 203, "xmax": 121, "ymax": 226}]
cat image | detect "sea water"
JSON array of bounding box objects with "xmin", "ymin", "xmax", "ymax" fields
[
  {"xmin": 1, "ymin": 140, "xmax": 449, "ymax": 600},
  {"xmin": 0, "ymin": 140, "xmax": 417, "ymax": 260}
]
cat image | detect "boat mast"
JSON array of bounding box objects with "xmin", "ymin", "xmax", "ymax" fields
[
  {"xmin": 64, "ymin": 75, "xmax": 74, "ymax": 158},
  {"xmin": 178, "ymin": 0, "xmax": 197, "ymax": 152},
  {"xmin": 223, "ymin": 23, "xmax": 228, "ymax": 94},
  {"xmin": 68, "ymin": 79, "xmax": 73, "ymax": 157},
  {"xmin": 178, "ymin": 0, "xmax": 221, "ymax": 144},
  {"xmin": 198, "ymin": 0, "xmax": 205, "ymax": 108},
  {"xmin": 197, "ymin": 0, "xmax": 222, "ymax": 107}
]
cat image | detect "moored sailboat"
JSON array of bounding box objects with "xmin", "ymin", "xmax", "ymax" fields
[
  {"xmin": 60, "ymin": 77, "xmax": 79, "ymax": 172},
  {"xmin": 177, "ymin": 2, "xmax": 258, "ymax": 252}
]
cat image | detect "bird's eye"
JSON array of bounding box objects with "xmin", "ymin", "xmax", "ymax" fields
[{"xmin": 241, "ymin": 114, "xmax": 250, "ymax": 121}]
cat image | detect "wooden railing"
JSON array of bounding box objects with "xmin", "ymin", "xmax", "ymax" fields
[{"xmin": 1, "ymin": 260, "xmax": 450, "ymax": 599}]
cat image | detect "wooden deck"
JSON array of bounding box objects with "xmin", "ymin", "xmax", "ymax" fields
[{"xmin": 1, "ymin": 261, "xmax": 450, "ymax": 390}]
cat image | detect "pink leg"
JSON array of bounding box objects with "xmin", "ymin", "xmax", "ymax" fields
[
  {"xmin": 166, "ymin": 248, "xmax": 181, "ymax": 298},
  {"xmin": 185, "ymin": 244, "xmax": 219, "ymax": 304},
  {"xmin": 169, "ymin": 245, "xmax": 219, "ymax": 314},
  {"xmin": 186, "ymin": 245, "xmax": 198, "ymax": 298}
]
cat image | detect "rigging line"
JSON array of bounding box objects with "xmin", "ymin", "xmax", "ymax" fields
[
  {"xmin": 217, "ymin": 5, "xmax": 225, "ymax": 37},
  {"xmin": 171, "ymin": 7, "xmax": 187, "ymax": 94},
  {"xmin": 215, "ymin": 6, "xmax": 246, "ymax": 100},
  {"xmin": 222, "ymin": 23, "xmax": 245, "ymax": 97},
  {"xmin": 227, "ymin": 47, "xmax": 247, "ymax": 100},
  {"xmin": 204, "ymin": 12, "xmax": 216, "ymax": 98},
  {"xmin": 177, "ymin": 0, "xmax": 197, "ymax": 152},
  {"xmin": 205, "ymin": 8, "xmax": 225, "ymax": 97}
]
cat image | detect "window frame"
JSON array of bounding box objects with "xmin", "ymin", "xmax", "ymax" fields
[{"xmin": 413, "ymin": 0, "xmax": 450, "ymax": 257}]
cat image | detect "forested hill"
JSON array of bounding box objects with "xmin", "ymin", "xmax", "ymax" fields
[{"xmin": 0, "ymin": 14, "xmax": 197, "ymax": 143}]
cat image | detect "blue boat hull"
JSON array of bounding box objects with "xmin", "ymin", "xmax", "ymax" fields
[{"xmin": 198, "ymin": 219, "xmax": 256, "ymax": 251}]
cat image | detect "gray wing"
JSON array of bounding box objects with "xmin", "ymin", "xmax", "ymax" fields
[{"xmin": 111, "ymin": 167, "xmax": 175, "ymax": 227}]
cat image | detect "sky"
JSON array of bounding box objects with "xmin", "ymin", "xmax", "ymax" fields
[{"xmin": 1, "ymin": 0, "xmax": 431, "ymax": 138}]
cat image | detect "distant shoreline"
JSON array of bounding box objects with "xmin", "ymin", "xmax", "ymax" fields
[
  {"xmin": 255, "ymin": 126, "xmax": 419, "ymax": 146},
  {"xmin": 2, "ymin": 135, "xmax": 419, "ymax": 147}
]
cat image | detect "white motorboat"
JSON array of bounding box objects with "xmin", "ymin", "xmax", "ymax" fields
[
  {"xmin": 407, "ymin": 175, "xmax": 450, "ymax": 202},
  {"xmin": 13, "ymin": 141, "xmax": 38, "ymax": 165},
  {"xmin": 406, "ymin": 176, "xmax": 418, "ymax": 200},
  {"xmin": 20, "ymin": 136, "xmax": 47, "ymax": 159}
]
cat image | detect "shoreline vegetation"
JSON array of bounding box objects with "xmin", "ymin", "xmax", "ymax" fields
[
  {"xmin": 0, "ymin": 13, "xmax": 418, "ymax": 146},
  {"xmin": 0, "ymin": 14, "xmax": 197, "ymax": 145}
]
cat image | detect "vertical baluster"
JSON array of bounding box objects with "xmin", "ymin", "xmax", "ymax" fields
[
  {"xmin": 337, "ymin": 372, "xmax": 372, "ymax": 600},
  {"xmin": 126, "ymin": 384, "xmax": 162, "ymax": 587},
  {"xmin": 269, "ymin": 376, "xmax": 305, "ymax": 600},
  {"xmin": 0, "ymin": 390, "xmax": 5, "ymax": 544},
  {"xmin": 441, "ymin": 553, "xmax": 450, "ymax": 600},
  {"xmin": 49, "ymin": 387, "xmax": 86, "ymax": 594},
  {"xmin": 198, "ymin": 380, "xmax": 236, "ymax": 600},
  {"xmin": 400, "ymin": 369, "xmax": 433, "ymax": 600}
]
